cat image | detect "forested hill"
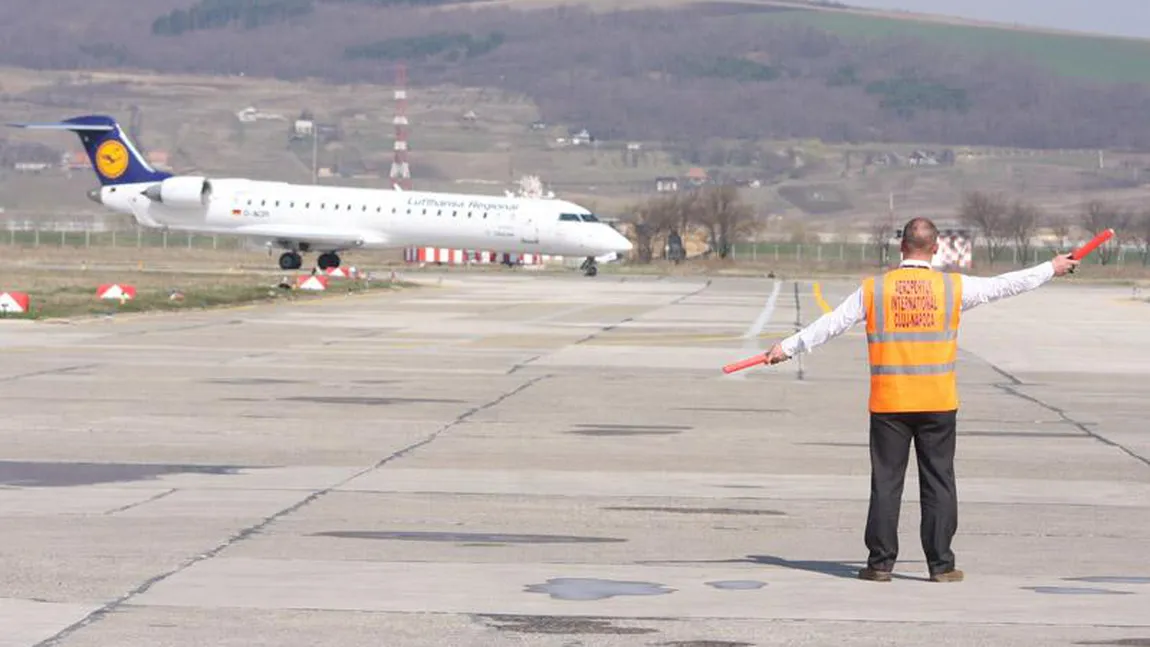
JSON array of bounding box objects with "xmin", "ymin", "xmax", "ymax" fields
[{"xmin": 3, "ymin": 0, "xmax": 1150, "ymax": 150}]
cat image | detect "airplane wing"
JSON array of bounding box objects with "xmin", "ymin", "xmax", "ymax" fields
[{"xmin": 230, "ymin": 223, "xmax": 390, "ymax": 249}]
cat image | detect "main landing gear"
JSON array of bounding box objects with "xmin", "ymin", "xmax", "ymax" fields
[
  {"xmin": 581, "ymin": 256, "xmax": 598, "ymax": 277},
  {"xmin": 279, "ymin": 251, "xmax": 302, "ymax": 270},
  {"xmin": 277, "ymin": 251, "xmax": 341, "ymax": 271},
  {"xmin": 316, "ymin": 252, "xmax": 341, "ymax": 270}
]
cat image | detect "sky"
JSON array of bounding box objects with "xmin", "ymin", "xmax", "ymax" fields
[{"xmin": 845, "ymin": 0, "xmax": 1150, "ymax": 39}]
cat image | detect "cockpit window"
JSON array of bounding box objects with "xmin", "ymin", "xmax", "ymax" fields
[{"xmin": 560, "ymin": 212, "xmax": 601, "ymax": 223}]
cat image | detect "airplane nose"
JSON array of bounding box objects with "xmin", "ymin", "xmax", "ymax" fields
[
  {"xmin": 613, "ymin": 231, "xmax": 633, "ymax": 253},
  {"xmin": 86, "ymin": 188, "xmax": 102, "ymax": 205}
]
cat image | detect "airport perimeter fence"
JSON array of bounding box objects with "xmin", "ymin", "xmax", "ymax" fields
[
  {"xmin": 1, "ymin": 227, "xmax": 251, "ymax": 251},
  {"xmin": 726, "ymin": 240, "xmax": 1150, "ymax": 271},
  {"xmin": 3, "ymin": 225, "xmax": 1148, "ymax": 272}
]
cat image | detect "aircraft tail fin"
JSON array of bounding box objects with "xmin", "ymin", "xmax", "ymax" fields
[{"xmin": 7, "ymin": 115, "xmax": 171, "ymax": 186}]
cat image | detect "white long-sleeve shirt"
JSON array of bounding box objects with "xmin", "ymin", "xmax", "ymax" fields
[{"xmin": 778, "ymin": 259, "xmax": 1056, "ymax": 358}]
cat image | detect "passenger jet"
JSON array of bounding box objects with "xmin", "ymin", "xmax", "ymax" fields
[{"xmin": 10, "ymin": 115, "xmax": 632, "ymax": 276}]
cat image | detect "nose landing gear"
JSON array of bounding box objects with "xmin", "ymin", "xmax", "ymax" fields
[{"xmin": 581, "ymin": 256, "xmax": 598, "ymax": 277}]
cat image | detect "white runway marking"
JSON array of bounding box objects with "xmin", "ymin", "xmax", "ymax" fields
[{"xmin": 728, "ymin": 279, "xmax": 781, "ymax": 380}]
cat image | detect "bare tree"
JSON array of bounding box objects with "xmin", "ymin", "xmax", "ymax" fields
[
  {"xmin": 1134, "ymin": 210, "xmax": 1150, "ymax": 266},
  {"xmin": 1045, "ymin": 213, "xmax": 1073, "ymax": 253},
  {"xmin": 868, "ymin": 217, "xmax": 893, "ymax": 268},
  {"xmin": 1079, "ymin": 201, "xmax": 1131, "ymax": 265},
  {"xmin": 692, "ymin": 185, "xmax": 755, "ymax": 259},
  {"xmin": 621, "ymin": 194, "xmax": 680, "ymax": 263},
  {"xmin": 960, "ymin": 191, "xmax": 1010, "ymax": 265},
  {"xmin": 1007, "ymin": 199, "xmax": 1042, "ymax": 266}
]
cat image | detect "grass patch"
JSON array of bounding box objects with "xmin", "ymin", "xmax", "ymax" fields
[
  {"xmin": 0, "ymin": 269, "xmax": 415, "ymax": 320},
  {"xmin": 755, "ymin": 10, "xmax": 1150, "ymax": 85}
]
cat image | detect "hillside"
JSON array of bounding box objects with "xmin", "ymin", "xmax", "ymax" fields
[
  {"xmin": 2, "ymin": 0, "xmax": 1150, "ymax": 150},
  {"xmin": 5, "ymin": 64, "xmax": 1150, "ymax": 239}
]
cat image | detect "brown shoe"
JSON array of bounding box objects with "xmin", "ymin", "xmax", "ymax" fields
[
  {"xmin": 930, "ymin": 569, "xmax": 964, "ymax": 582},
  {"xmin": 858, "ymin": 567, "xmax": 892, "ymax": 582}
]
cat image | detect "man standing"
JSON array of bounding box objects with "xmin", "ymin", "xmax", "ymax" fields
[{"xmin": 763, "ymin": 217, "xmax": 1079, "ymax": 583}]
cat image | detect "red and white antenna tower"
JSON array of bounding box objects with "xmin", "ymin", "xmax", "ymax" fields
[{"xmin": 389, "ymin": 62, "xmax": 412, "ymax": 190}]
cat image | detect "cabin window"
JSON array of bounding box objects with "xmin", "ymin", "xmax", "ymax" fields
[
  {"xmin": 376, "ymin": 206, "xmax": 381, "ymax": 212},
  {"xmin": 452, "ymin": 211, "xmax": 457, "ymax": 217},
  {"xmin": 391, "ymin": 208, "xmax": 396, "ymax": 214},
  {"xmin": 246, "ymin": 200, "xmax": 252, "ymax": 205},
  {"xmin": 290, "ymin": 202, "xmax": 295, "ymax": 208},
  {"xmin": 483, "ymin": 213, "xmax": 487, "ymax": 219},
  {"xmin": 467, "ymin": 212, "xmax": 472, "ymax": 218},
  {"xmin": 422, "ymin": 209, "xmax": 427, "ymax": 215},
  {"xmin": 261, "ymin": 200, "xmax": 266, "ymax": 206},
  {"xmin": 362, "ymin": 205, "xmax": 367, "ymax": 211}
]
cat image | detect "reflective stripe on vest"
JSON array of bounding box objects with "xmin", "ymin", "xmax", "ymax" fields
[{"xmin": 863, "ymin": 268, "xmax": 962, "ymax": 413}]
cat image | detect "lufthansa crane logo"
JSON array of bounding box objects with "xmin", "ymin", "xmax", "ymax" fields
[{"xmin": 95, "ymin": 140, "xmax": 129, "ymax": 180}]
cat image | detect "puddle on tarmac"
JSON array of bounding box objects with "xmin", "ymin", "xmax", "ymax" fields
[
  {"xmin": 1023, "ymin": 586, "xmax": 1133, "ymax": 595},
  {"xmin": 603, "ymin": 506, "xmax": 784, "ymax": 516},
  {"xmin": 281, "ymin": 396, "xmax": 463, "ymax": 406},
  {"xmin": 207, "ymin": 377, "xmax": 303, "ymax": 385},
  {"xmin": 479, "ymin": 614, "xmax": 658, "ymax": 635},
  {"xmin": 961, "ymin": 431, "xmax": 1081, "ymax": 438},
  {"xmin": 0, "ymin": 461, "xmax": 246, "ymax": 487},
  {"xmin": 313, "ymin": 530, "xmax": 625, "ymax": 544},
  {"xmin": 568, "ymin": 424, "xmax": 691, "ymax": 437},
  {"xmin": 1066, "ymin": 576, "xmax": 1150, "ymax": 585},
  {"xmin": 705, "ymin": 580, "xmax": 767, "ymax": 590},
  {"xmin": 525, "ymin": 578, "xmax": 675, "ymax": 600},
  {"xmin": 674, "ymin": 407, "xmax": 788, "ymax": 414}
]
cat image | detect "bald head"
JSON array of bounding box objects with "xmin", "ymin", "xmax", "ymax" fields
[{"xmin": 900, "ymin": 217, "xmax": 939, "ymax": 259}]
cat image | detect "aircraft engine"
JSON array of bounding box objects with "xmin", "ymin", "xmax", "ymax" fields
[{"xmin": 142, "ymin": 176, "xmax": 212, "ymax": 208}]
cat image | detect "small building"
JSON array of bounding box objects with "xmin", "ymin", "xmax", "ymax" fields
[
  {"xmin": 685, "ymin": 167, "xmax": 708, "ymax": 186},
  {"xmin": 293, "ymin": 119, "xmax": 315, "ymax": 137},
  {"xmin": 14, "ymin": 162, "xmax": 50, "ymax": 173},
  {"xmin": 655, "ymin": 176, "xmax": 679, "ymax": 193},
  {"xmin": 146, "ymin": 150, "xmax": 170, "ymax": 170},
  {"xmin": 62, "ymin": 151, "xmax": 91, "ymax": 170}
]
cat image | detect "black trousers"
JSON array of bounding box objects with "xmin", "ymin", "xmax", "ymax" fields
[{"xmin": 864, "ymin": 410, "xmax": 958, "ymax": 575}]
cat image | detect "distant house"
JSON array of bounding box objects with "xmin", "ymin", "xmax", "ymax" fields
[
  {"xmin": 655, "ymin": 176, "xmax": 679, "ymax": 193},
  {"xmin": 293, "ymin": 119, "xmax": 315, "ymax": 137},
  {"xmin": 146, "ymin": 150, "xmax": 170, "ymax": 170},
  {"xmin": 14, "ymin": 162, "xmax": 50, "ymax": 173},
  {"xmin": 530, "ymin": 120, "xmax": 548, "ymax": 130},
  {"xmin": 685, "ymin": 167, "xmax": 708, "ymax": 186},
  {"xmin": 570, "ymin": 128, "xmax": 593, "ymax": 145},
  {"xmin": 62, "ymin": 151, "xmax": 91, "ymax": 170}
]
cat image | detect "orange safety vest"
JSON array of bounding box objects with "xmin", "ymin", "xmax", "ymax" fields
[{"xmin": 862, "ymin": 267, "xmax": 962, "ymax": 413}]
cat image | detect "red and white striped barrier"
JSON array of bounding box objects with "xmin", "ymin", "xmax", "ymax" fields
[
  {"xmin": 403, "ymin": 247, "xmax": 562, "ymax": 265},
  {"xmin": 97, "ymin": 284, "xmax": 136, "ymax": 301},
  {"xmin": 324, "ymin": 267, "xmax": 350, "ymax": 279},
  {"xmin": 0, "ymin": 291, "xmax": 30, "ymax": 314},
  {"xmin": 296, "ymin": 275, "xmax": 329, "ymax": 291}
]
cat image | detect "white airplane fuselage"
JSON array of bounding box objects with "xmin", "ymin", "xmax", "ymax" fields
[{"xmin": 94, "ymin": 177, "xmax": 632, "ymax": 259}]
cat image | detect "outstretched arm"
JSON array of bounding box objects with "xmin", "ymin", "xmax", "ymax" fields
[
  {"xmin": 766, "ymin": 288, "xmax": 865, "ymax": 363},
  {"xmin": 960, "ymin": 253, "xmax": 1078, "ymax": 311}
]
